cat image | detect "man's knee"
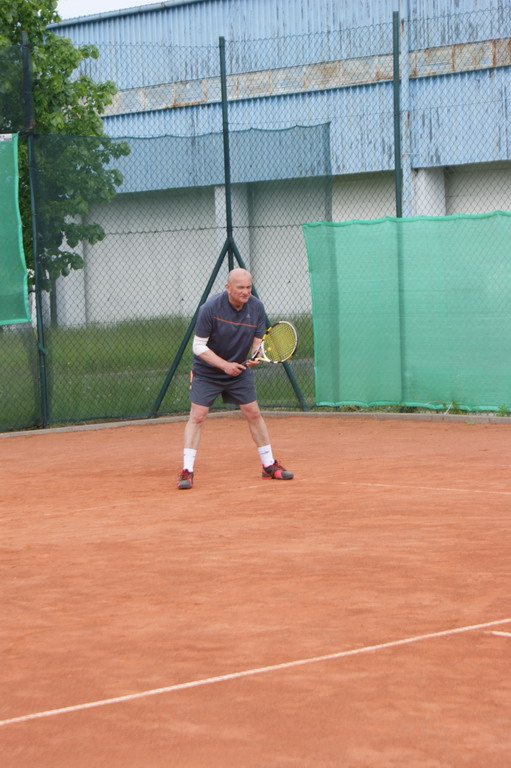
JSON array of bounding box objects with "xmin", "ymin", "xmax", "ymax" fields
[
  {"xmin": 189, "ymin": 404, "xmax": 209, "ymax": 426},
  {"xmin": 240, "ymin": 401, "xmax": 262, "ymax": 422}
]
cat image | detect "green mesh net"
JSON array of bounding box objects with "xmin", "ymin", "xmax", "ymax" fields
[
  {"xmin": 0, "ymin": 134, "xmax": 30, "ymax": 326},
  {"xmin": 304, "ymin": 212, "xmax": 511, "ymax": 412}
]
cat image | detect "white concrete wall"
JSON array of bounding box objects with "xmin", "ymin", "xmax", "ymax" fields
[
  {"xmin": 54, "ymin": 164, "xmax": 511, "ymax": 326},
  {"xmin": 332, "ymin": 173, "xmax": 396, "ymax": 221},
  {"xmin": 57, "ymin": 187, "xmax": 219, "ymax": 324},
  {"xmin": 412, "ymin": 168, "xmax": 446, "ymax": 216},
  {"xmin": 445, "ymin": 163, "xmax": 511, "ymax": 215},
  {"xmin": 247, "ymin": 177, "xmax": 332, "ymax": 316}
]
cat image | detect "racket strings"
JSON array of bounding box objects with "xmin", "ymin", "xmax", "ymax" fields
[{"xmin": 263, "ymin": 323, "xmax": 297, "ymax": 362}]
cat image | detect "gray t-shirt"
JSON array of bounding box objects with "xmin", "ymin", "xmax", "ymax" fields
[{"xmin": 193, "ymin": 291, "xmax": 266, "ymax": 379}]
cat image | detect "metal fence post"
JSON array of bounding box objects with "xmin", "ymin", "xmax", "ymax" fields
[
  {"xmin": 21, "ymin": 31, "xmax": 49, "ymax": 427},
  {"xmin": 399, "ymin": 1, "xmax": 413, "ymax": 217},
  {"xmin": 392, "ymin": 15, "xmax": 407, "ymax": 404},
  {"xmin": 392, "ymin": 12, "xmax": 403, "ymax": 219},
  {"xmin": 219, "ymin": 37, "xmax": 235, "ymax": 271}
]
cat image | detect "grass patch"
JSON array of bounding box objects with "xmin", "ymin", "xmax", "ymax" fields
[{"xmin": 0, "ymin": 315, "xmax": 315, "ymax": 429}]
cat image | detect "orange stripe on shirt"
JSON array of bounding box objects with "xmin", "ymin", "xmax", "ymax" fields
[{"xmin": 213, "ymin": 316, "xmax": 258, "ymax": 329}]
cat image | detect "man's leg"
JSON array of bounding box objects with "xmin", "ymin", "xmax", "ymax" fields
[
  {"xmin": 184, "ymin": 402, "xmax": 210, "ymax": 452},
  {"xmin": 239, "ymin": 400, "xmax": 270, "ymax": 447},
  {"xmin": 239, "ymin": 400, "xmax": 293, "ymax": 480},
  {"xmin": 178, "ymin": 402, "xmax": 210, "ymax": 489}
]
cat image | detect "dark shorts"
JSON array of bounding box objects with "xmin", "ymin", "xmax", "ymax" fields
[{"xmin": 189, "ymin": 371, "xmax": 257, "ymax": 407}]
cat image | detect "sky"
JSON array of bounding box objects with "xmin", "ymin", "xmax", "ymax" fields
[{"xmin": 57, "ymin": 0, "xmax": 159, "ymax": 21}]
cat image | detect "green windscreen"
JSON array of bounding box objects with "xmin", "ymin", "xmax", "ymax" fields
[
  {"xmin": 0, "ymin": 134, "xmax": 30, "ymax": 326},
  {"xmin": 303, "ymin": 212, "xmax": 511, "ymax": 412}
]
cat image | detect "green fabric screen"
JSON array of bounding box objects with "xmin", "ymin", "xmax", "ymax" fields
[
  {"xmin": 303, "ymin": 212, "xmax": 511, "ymax": 412},
  {"xmin": 0, "ymin": 133, "xmax": 30, "ymax": 325}
]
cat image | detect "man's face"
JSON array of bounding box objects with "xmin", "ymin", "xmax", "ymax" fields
[{"xmin": 227, "ymin": 276, "xmax": 252, "ymax": 308}]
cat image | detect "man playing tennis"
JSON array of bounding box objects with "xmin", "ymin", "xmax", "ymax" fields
[{"xmin": 177, "ymin": 268, "xmax": 294, "ymax": 489}]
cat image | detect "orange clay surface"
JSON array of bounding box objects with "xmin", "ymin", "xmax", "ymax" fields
[{"xmin": 1, "ymin": 414, "xmax": 510, "ymax": 767}]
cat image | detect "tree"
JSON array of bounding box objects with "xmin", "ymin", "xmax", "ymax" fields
[{"xmin": 0, "ymin": 0, "xmax": 130, "ymax": 288}]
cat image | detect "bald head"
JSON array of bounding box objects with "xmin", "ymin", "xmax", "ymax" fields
[
  {"xmin": 226, "ymin": 268, "xmax": 253, "ymax": 310},
  {"xmin": 227, "ymin": 268, "xmax": 252, "ymax": 285}
]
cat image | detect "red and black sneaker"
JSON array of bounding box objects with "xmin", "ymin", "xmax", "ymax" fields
[
  {"xmin": 262, "ymin": 460, "xmax": 293, "ymax": 480},
  {"xmin": 177, "ymin": 469, "xmax": 194, "ymax": 490}
]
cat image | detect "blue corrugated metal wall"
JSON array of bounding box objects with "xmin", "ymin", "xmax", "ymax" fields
[
  {"xmin": 49, "ymin": 0, "xmax": 511, "ymax": 181},
  {"xmin": 53, "ymin": 0, "xmax": 397, "ymax": 44},
  {"xmin": 53, "ymin": 0, "xmax": 511, "ymax": 46}
]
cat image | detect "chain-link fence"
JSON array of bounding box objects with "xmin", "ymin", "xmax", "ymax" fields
[
  {"xmin": 0, "ymin": 45, "xmax": 25, "ymax": 134},
  {"xmin": 2, "ymin": 5, "xmax": 511, "ymax": 431},
  {"xmin": 25, "ymin": 125, "xmax": 330, "ymax": 427}
]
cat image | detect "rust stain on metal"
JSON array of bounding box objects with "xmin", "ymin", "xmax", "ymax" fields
[
  {"xmin": 103, "ymin": 37, "xmax": 511, "ymax": 117},
  {"xmin": 166, "ymin": 100, "xmax": 206, "ymax": 109},
  {"xmin": 304, "ymin": 61, "xmax": 339, "ymax": 89},
  {"xmin": 409, "ymin": 51, "xmax": 418, "ymax": 79},
  {"xmin": 373, "ymin": 57, "xmax": 393, "ymax": 83}
]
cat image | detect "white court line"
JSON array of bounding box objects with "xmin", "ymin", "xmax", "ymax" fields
[
  {"xmin": 248, "ymin": 479, "xmax": 511, "ymax": 496},
  {"xmin": 490, "ymin": 631, "xmax": 511, "ymax": 638},
  {"xmin": 15, "ymin": 481, "xmax": 511, "ymax": 509},
  {"xmin": 331, "ymin": 481, "xmax": 511, "ymax": 497},
  {"xmin": 1, "ymin": 617, "xmax": 510, "ymax": 728}
]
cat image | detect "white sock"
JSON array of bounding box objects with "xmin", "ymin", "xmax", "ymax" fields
[
  {"xmin": 258, "ymin": 444, "xmax": 274, "ymax": 467},
  {"xmin": 183, "ymin": 448, "xmax": 197, "ymax": 472}
]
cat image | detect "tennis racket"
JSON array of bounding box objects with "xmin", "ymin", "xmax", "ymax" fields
[{"xmin": 246, "ymin": 321, "xmax": 298, "ymax": 364}]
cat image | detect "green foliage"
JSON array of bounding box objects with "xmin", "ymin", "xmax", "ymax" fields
[
  {"xmin": 443, "ymin": 400, "xmax": 464, "ymax": 415},
  {"xmin": 0, "ymin": 0, "xmax": 130, "ymax": 288},
  {"xmin": 0, "ymin": 45, "xmax": 24, "ymax": 132}
]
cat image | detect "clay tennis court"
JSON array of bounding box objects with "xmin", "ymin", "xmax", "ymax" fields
[{"xmin": 1, "ymin": 413, "xmax": 510, "ymax": 767}]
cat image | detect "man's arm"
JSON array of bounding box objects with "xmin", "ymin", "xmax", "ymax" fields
[{"xmin": 192, "ymin": 335, "xmax": 246, "ymax": 376}]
